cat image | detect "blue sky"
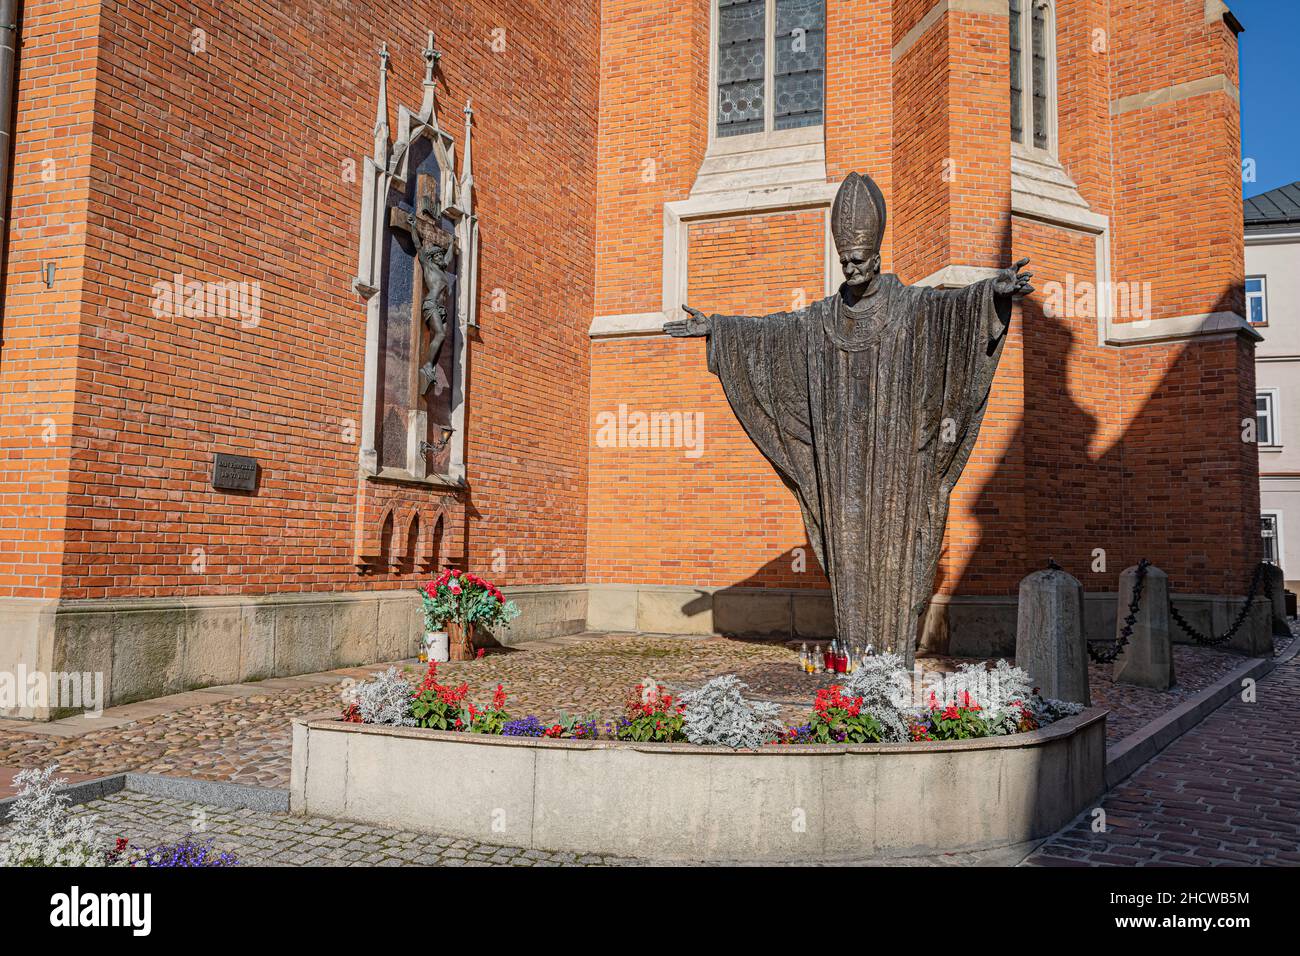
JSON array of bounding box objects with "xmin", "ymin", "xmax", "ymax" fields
[{"xmin": 1232, "ymin": 0, "xmax": 1299, "ymax": 197}]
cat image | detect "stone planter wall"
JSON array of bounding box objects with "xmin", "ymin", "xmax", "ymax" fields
[{"xmin": 290, "ymin": 709, "xmax": 1107, "ymax": 862}]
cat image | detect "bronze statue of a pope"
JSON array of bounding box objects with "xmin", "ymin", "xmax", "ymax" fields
[{"xmin": 665, "ymin": 171, "xmax": 1032, "ymax": 667}]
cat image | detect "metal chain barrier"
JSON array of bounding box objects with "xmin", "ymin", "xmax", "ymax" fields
[
  {"xmin": 1086, "ymin": 558, "xmax": 1149, "ymax": 664},
  {"xmin": 1080, "ymin": 559, "xmax": 1274, "ymax": 661},
  {"xmin": 1168, "ymin": 560, "xmax": 1273, "ymax": 647}
]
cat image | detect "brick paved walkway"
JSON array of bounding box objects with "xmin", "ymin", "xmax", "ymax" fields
[{"xmin": 1025, "ymin": 646, "xmax": 1300, "ymax": 866}]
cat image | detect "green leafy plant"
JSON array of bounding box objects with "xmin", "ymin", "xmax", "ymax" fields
[
  {"xmin": 807, "ymin": 685, "xmax": 885, "ymax": 743},
  {"xmin": 614, "ymin": 681, "xmax": 687, "ymax": 742},
  {"xmin": 467, "ymin": 684, "xmax": 510, "ymax": 735},
  {"xmin": 911, "ymin": 691, "xmax": 990, "ymax": 741},
  {"xmin": 409, "ymin": 661, "xmax": 471, "ymax": 731}
]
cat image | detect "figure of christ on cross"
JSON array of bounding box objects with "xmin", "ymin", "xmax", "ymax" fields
[{"xmin": 390, "ymin": 172, "xmax": 458, "ymax": 397}]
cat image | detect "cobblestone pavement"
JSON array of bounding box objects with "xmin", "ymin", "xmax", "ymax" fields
[
  {"xmin": 42, "ymin": 790, "xmax": 648, "ymax": 866},
  {"xmin": 1025, "ymin": 644, "xmax": 1300, "ymax": 866},
  {"xmin": 1088, "ymin": 636, "xmax": 1291, "ymax": 744},
  {"xmin": 3, "ymin": 789, "xmax": 1030, "ymax": 866},
  {"xmin": 0, "ymin": 633, "xmax": 1283, "ymax": 789}
]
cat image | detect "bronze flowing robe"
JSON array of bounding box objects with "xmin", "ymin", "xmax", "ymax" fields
[{"xmin": 706, "ymin": 273, "xmax": 1011, "ymax": 666}]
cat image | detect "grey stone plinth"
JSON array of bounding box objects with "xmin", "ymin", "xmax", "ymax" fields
[
  {"xmin": 1016, "ymin": 567, "xmax": 1089, "ymax": 705},
  {"xmin": 1263, "ymin": 563, "xmax": 1289, "ymax": 638},
  {"xmin": 1228, "ymin": 597, "xmax": 1274, "ymax": 658},
  {"xmin": 1113, "ymin": 564, "xmax": 1174, "ymax": 691},
  {"xmin": 2, "ymin": 587, "xmax": 590, "ymax": 721}
]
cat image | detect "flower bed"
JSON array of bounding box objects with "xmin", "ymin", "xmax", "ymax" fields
[
  {"xmin": 301, "ymin": 655, "xmax": 1105, "ymax": 861},
  {"xmin": 291, "ymin": 706, "xmax": 1106, "ymax": 862},
  {"xmin": 338, "ymin": 653, "xmax": 1085, "ymax": 748}
]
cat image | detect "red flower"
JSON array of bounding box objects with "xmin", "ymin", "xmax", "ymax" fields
[{"xmin": 492, "ymin": 684, "xmax": 506, "ymax": 709}]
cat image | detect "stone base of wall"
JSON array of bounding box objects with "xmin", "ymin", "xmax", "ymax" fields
[
  {"xmin": 587, "ymin": 584, "xmax": 835, "ymax": 637},
  {"xmin": 588, "ymin": 584, "xmax": 1274, "ymax": 660},
  {"xmin": 0, "ymin": 585, "xmax": 588, "ymax": 721}
]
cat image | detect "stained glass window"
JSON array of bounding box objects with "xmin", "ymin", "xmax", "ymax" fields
[
  {"xmin": 717, "ymin": 0, "xmax": 767, "ymax": 137},
  {"xmin": 1031, "ymin": 0, "xmax": 1048, "ymax": 149},
  {"xmin": 716, "ymin": 0, "xmax": 824, "ymax": 138},
  {"xmin": 1009, "ymin": 0, "xmax": 1023, "ymax": 144},
  {"xmin": 774, "ymin": 0, "xmax": 825, "ymax": 131},
  {"xmin": 1010, "ymin": 0, "xmax": 1054, "ymax": 151}
]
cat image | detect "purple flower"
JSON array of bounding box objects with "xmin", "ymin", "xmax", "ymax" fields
[
  {"xmin": 502, "ymin": 715, "xmax": 547, "ymax": 737},
  {"xmin": 144, "ymin": 835, "xmax": 238, "ymax": 867}
]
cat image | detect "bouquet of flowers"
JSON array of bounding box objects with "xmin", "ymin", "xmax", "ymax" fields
[{"xmin": 419, "ymin": 568, "xmax": 520, "ymax": 659}]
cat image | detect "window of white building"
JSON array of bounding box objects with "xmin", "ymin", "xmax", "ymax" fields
[
  {"xmin": 715, "ymin": 0, "xmax": 825, "ymax": 139},
  {"xmin": 1262, "ymin": 511, "xmax": 1283, "ymax": 566},
  {"xmin": 1246, "ymin": 276, "xmax": 1268, "ymax": 326},
  {"xmin": 1009, "ymin": 0, "xmax": 1056, "ymax": 152},
  {"xmin": 1257, "ymin": 389, "xmax": 1281, "ymax": 447}
]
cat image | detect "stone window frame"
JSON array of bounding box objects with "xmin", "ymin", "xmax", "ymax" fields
[
  {"xmin": 1256, "ymin": 387, "xmax": 1281, "ymax": 449},
  {"xmin": 694, "ymin": 0, "xmax": 828, "ymax": 202},
  {"xmin": 1009, "ymin": 0, "xmax": 1058, "ymax": 157}
]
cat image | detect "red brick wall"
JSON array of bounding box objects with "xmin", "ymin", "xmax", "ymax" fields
[
  {"xmin": 588, "ymin": 0, "xmax": 1257, "ymax": 603},
  {"xmin": 2, "ymin": 0, "xmax": 1259, "ymax": 614},
  {"xmin": 588, "ymin": 210, "xmax": 828, "ymax": 588},
  {"xmin": 595, "ymin": 0, "xmax": 710, "ymax": 318},
  {"xmin": 0, "ymin": 0, "xmax": 103, "ymax": 599},
  {"xmin": 1, "ymin": 0, "xmax": 599, "ymax": 600}
]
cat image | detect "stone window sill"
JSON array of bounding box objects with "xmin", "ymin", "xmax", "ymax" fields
[
  {"xmin": 690, "ymin": 126, "xmax": 827, "ymax": 200},
  {"xmin": 365, "ymin": 467, "xmax": 467, "ymax": 490}
]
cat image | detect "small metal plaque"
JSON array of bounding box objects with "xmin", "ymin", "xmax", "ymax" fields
[{"xmin": 211, "ymin": 453, "xmax": 259, "ymax": 492}]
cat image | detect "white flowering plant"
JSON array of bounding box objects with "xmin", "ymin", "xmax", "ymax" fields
[
  {"xmin": 0, "ymin": 765, "xmax": 131, "ymax": 867},
  {"xmin": 681, "ymin": 675, "xmax": 782, "ymax": 749}
]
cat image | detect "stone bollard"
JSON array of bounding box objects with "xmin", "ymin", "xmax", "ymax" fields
[
  {"xmin": 1113, "ymin": 564, "xmax": 1175, "ymax": 691},
  {"xmin": 1227, "ymin": 597, "xmax": 1275, "ymax": 658},
  {"xmin": 1263, "ymin": 563, "xmax": 1290, "ymax": 638},
  {"xmin": 1016, "ymin": 565, "xmax": 1089, "ymax": 705}
]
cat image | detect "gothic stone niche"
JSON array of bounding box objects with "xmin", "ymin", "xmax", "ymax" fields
[
  {"xmin": 353, "ymin": 35, "xmax": 477, "ymax": 490},
  {"xmin": 350, "ymin": 35, "xmax": 478, "ymax": 571}
]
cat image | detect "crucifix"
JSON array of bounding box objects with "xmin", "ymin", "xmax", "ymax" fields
[{"xmin": 389, "ymin": 173, "xmax": 457, "ymax": 401}]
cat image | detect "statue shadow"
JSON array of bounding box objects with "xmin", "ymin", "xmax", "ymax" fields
[
  {"xmin": 937, "ymin": 278, "xmax": 1256, "ymax": 658},
  {"xmin": 679, "ymin": 542, "xmax": 832, "ymax": 641}
]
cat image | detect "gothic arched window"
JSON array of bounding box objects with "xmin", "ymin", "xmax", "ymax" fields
[
  {"xmin": 715, "ymin": 0, "xmax": 825, "ymax": 139},
  {"xmin": 1009, "ymin": 0, "xmax": 1056, "ymax": 152}
]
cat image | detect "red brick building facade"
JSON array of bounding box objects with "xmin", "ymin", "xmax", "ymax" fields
[{"xmin": 0, "ymin": 0, "xmax": 1262, "ymax": 716}]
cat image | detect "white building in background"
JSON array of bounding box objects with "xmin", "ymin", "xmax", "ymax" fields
[{"xmin": 1247, "ymin": 181, "xmax": 1300, "ymax": 589}]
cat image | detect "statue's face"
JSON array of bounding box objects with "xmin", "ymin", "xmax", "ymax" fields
[{"xmin": 840, "ymin": 248, "xmax": 881, "ymax": 290}]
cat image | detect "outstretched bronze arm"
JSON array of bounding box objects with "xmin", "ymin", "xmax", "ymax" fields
[{"xmin": 663, "ymin": 304, "xmax": 711, "ymax": 338}]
